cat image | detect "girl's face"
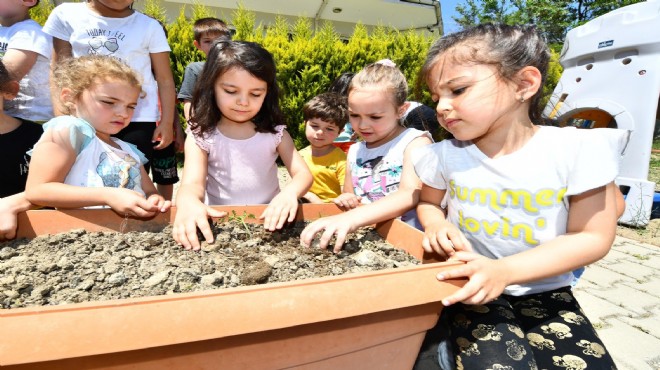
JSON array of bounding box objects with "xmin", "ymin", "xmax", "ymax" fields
[
  {"xmin": 214, "ymin": 67, "xmax": 267, "ymax": 126},
  {"xmin": 69, "ymin": 78, "xmax": 140, "ymax": 144},
  {"xmin": 428, "ymin": 55, "xmax": 520, "ymax": 142},
  {"xmin": 88, "ymin": 0, "xmax": 134, "ymax": 17},
  {"xmin": 348, "ymin": 87, "xmax": 406, "ymax": 148}
]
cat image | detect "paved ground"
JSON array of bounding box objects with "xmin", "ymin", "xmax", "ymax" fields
[{"xmin": 573, "ymin": 236, "xmax": 660, "ymax": 369}]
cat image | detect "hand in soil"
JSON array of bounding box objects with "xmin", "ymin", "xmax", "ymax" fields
[
  {"xmin": 260, "ymin": 191, "xmax": 299, "ymax": 231},
  {"xmin": 172, "ymin": 201, "xmax": 227, "ymax": 250},
  {"xmin": 300, "ymin": 214, "xmax": 359, "ymax": 253}
]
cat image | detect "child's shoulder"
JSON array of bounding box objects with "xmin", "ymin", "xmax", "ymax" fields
[
  {"xmin": 401, "ymin": 127, "xmax": 431, "ymax": 142},
  {"xmin": 184, "ymin": 61, "xmax": 205, "ymax": 70},
  {"xmin": 3, "ymin": 18, "xmax": 41, "ymax": 31},
  {"xmin": 44, "ymin": 116, "xmax": 94, "ymax": 135},
  {"xmin": 50, "ymin": 1, "xmax": 83, "ymax": 14}
]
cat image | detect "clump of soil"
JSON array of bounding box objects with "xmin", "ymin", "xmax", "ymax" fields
[{"xmin": 0, "ymin": 220, "xmax": 419, "ymax": 309}]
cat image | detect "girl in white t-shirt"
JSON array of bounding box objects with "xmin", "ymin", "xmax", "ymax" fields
[
  {"xmin": 25, "ymin": 55, "xmax": 170, "ymax": 217},
  {"xmin": 410, "ymin": 24, "xmax": 625, "ymax": 369},
  {"xmin": 172, "ymin": 40, "xmax": 312, "ymax": 251},
  {"xmin": 300, "ymin": 60, "xmax": 432, "ymax": 252}
]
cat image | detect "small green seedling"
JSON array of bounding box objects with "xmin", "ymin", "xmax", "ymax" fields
[{"xmin": 227, "ymin": 210, "xmax": 256, "ymax": 235}]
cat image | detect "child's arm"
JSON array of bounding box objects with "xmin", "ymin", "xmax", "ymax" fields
[
  {"xmin": 301, "ymin": 136, "xmax": 431, "ymax": 252},
  {"xmin": 2, "ymin": 49, "xmax": 38, "ymax": 82},
  {"xmin": 302, "ymin": 192, "xmax": 323, "ymax": 204},
  {"xmin": 437, "ymin": 184, "xmax": 618, "ymax": 306},
  {"xmin": 182, "ymin": 101, "xmax": 192, "ymax": 123},
  {"xmin": 0, "ymin": 193, "xmax": 34, "ymax": 240},
  {"xmin": 261, "ymin": 130, "xmax": 312, "ymax": 231},
  {"xmin": 172, "ymin": 135, "xmax": 226, "ymax": 250},
  {"xmin": 333, "ymin": 164, "xmax": 361, "ymax": 209},
  {"xmin": 178, "ymin": 63, "xmax": 197, "ymax": 122},
  {"xmin": 50, "ymin": 38, "xmax": 73, "ymax": 116},
  {"xmin": 25, "ymin": 128, "xmax": 161, "ymax": 217},
  {"xmin": 150, "ymin": 52, "xmax": 175, "ymax": 149},
  {"xmin": 173, "ymin": 113, "xmax": 185, "ymax": 153}
]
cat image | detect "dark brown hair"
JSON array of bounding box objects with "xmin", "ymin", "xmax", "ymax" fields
[
  {"xmin": 421, "ymin": 23, "xmax": 550, "ymax": 123},
  {"xmin": 303, "ymin": 92, "xmax": 348, "ymax": 129},
  {"xmin": 193, "ymin": 17, "xmax": 231, "ymax": 42},
  {"xmin": 190, "ymin": 40, "xmax": 284, "ymax": 136}
]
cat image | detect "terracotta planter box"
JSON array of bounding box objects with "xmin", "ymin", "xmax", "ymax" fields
[{"xmin": 1, "ymin": 204, "xmax": 465, "ymax": 369}]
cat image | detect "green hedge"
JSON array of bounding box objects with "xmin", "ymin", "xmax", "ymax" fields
[
  {"xmin": 32, "ymin": 0, "xmax": 561, "ymax": 148},
  {"xmin": 160, "ymin": 3, "xmax": 436, "ymax": 147}
]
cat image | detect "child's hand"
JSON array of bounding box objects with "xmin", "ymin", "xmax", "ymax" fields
[
  {"xmin": 299, "ymin": 214, "xmax": 359, "ymax": 253},
  {"xmin": 106, "ymin": 188, "xmax": 164, "ymax": 217},
  {"xmin": 422, "ymin": 221, "xmax": 472, "ymax": 260},
  {"xmin": 436, "ymin": 251, "xmax": 510, "ymax": 306},
  {"xmin": 0, "ymin": 198, "xmax": 19, "ymax": 241},
  {"xmin": 333, "ymin": 192, "xmax": 361, "ymax": 210},
  {"xmin": 152, "ymin": 124, "xmax": 174, "ymax": 149},
  {"xmin": 260, "ymin": 191, "xmax": 298, "ymax": 231},
  {"xmin": 146, "ymin": 194, "xmax": 172, "ymax": 212},
  {"xmin": 172, "ymin": 200, "xmax": 227, "ymax": 250}
]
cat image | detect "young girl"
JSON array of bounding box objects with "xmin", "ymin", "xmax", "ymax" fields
[
  {"xmin": 0, "ymin": 58, "xmax": 42, "ymax": 240},
  {"xmin": 172, "ymin": 40, "xmax": 312, "ymax": 251},
  {"xmin": 300, "ymin": 61, "xmax": 432, "ymax": 252},
  {"xmin": 25, "ymin": 55, "xmax": 170, "ymax": 217},
  {"xmin": 411, "ymin": 24, "xmax": 624, "ymax": 369},
  {"xmin": 42, "ymin": 0, "xmax": 176, "ymax": 194}
]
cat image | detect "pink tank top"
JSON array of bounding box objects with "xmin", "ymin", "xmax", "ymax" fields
[{"xmin": 191, "ymin": 125, "xmax": 284, "ymax": 205}]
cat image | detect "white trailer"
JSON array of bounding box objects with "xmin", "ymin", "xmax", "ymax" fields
[{"xmin": 543, "ymin": 0, "xmax": 660, "ymax": 227}]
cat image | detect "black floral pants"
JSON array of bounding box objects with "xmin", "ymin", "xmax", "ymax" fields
[{"xmin": 415, "ymin": 287, "xmax": 617, "ymax": 370}]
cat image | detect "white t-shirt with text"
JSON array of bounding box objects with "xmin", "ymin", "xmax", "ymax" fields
[{"xmin": 43, "ymin": 3, "xmax": 170, "ymax": 122}]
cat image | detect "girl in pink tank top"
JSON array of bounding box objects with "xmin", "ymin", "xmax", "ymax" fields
[{"xmin": 173, "ymin": 40, "xmax": 312, "ymax": 251}]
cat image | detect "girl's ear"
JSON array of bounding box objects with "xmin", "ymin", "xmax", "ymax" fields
[
  {"xmin": 22, "ymin": 0, "xmax": 38, "ymax": 7},
  {"xmin": 59, "ymin": 87, "xmax": 76, "ymax": 114},
  {"xmin": 398, "ymin": 101, "xmax": 410, "ymax": 118},
  {"xmin": 516, "ymin": 66, "xmax": 542, "ymax": 102}
]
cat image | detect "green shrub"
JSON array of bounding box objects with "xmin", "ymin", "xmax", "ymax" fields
[
  {"xmin": 29, "ymin": 0, "xmax": 55, "ymax": 26},
  {"xmin": 31, "ymin": 0, "xmax": 565, "ymax": 148}
]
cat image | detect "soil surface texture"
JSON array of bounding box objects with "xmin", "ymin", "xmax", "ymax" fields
[{"xmin": 0, "ymin": 220, "xmax": 419, "ymax": 309}]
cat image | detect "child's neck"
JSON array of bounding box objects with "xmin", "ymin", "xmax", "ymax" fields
[
  {"xmin": 0, "ymin": 13, "xmax": 30, "ymax": 27},
  {"xmin": 474, "ymin": 119, "xmax": 538, "ymax": 159},
  {"xmin": 87, "ymin": 1, "xmax": 134, "ymax": 18},
  {"xmin": 217, "ymin": 119, "xmax": 257, "ymax": 140},
  {"xmin": 365, "ymin": 125, "xmax": 405, "ymax": 149},
  {"xmin": 0, "ymin": 111, "xmax": 22, "ymax": 135},
  {"xmin": 310, "ymin": 144, "xmax": 335, "ymax": 157}
]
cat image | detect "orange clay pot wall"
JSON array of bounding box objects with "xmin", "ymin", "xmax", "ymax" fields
[{"xmin": 0, "ymin": 204, "xmax": 465, "ymax": 370}]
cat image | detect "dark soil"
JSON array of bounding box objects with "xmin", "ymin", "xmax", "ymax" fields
[{"xmin": 0, "ymin": 220, "xmax": 419, "ymax": 309}]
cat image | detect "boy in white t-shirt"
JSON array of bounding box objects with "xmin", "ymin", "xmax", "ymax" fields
[{"xmin": 0, "ymin": 0, "xmax": 53, "ymax": 122}]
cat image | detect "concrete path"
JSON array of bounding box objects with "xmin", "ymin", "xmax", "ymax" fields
[{"xmin": 573, "ymin": 236, "xmax": 660, "ymax": 369}]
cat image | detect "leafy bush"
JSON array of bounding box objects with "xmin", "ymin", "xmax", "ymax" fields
[{"xmin": 30, "ymin": 0, "xmax": 564, "ymax": 148}]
